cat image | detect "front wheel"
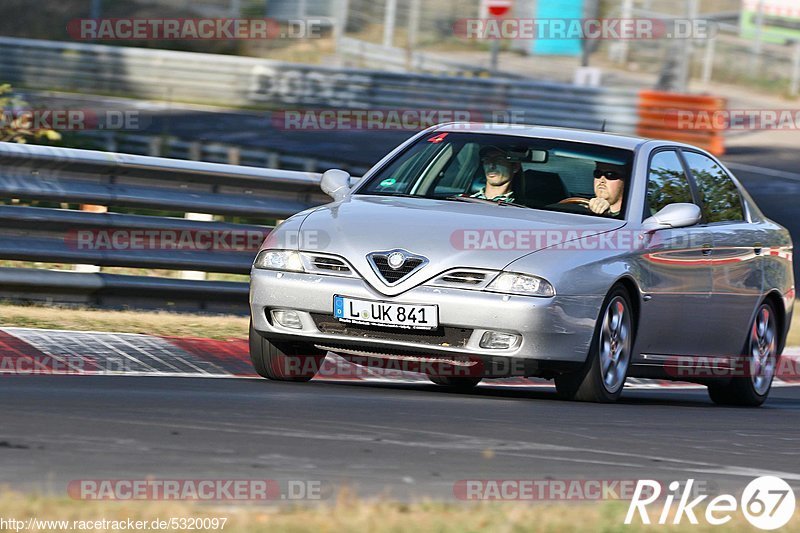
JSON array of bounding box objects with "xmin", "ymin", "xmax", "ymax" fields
[
  {"xmin": 249, "ymin": 321, "xmax": 326, "ymax": 382},
  {"xmin": 707, "ymin": 301, "xmax": 779, "ymax": 407},
  {"xmin": 555, "ymin": 286, "xmax": 635, "ymax": 402}
]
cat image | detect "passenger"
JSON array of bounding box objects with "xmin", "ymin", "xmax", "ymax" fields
[{"xmin": 471, "ymin": 146, "xmax": 521, "ymax": 202}]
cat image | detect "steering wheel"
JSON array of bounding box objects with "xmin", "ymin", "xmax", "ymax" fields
[{"xmin": 557, "ymin": 197, "xmax": 591, "ymax": 208}]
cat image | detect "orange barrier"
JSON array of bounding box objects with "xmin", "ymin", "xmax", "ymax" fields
[{"xmin": 636, "ymin": 90, "xmax": 727, "ymax": 156}]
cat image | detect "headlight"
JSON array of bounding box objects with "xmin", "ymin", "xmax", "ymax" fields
[
  {"xmin": 486, "ymin": 272, "xmax": 555, "ymax": 297},
  {"xmin": 253, "ymin": 250, "xmax": 304, "ymax": 272}
]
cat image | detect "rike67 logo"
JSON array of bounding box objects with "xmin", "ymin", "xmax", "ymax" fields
[{"xmin": 625, "ymin": 477, "xmax": 796, "ymax": 530}]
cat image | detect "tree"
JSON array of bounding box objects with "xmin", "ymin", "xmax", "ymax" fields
[{"xmin": 0, "ymin": 84, "xmax": 61, "ymax": 143}]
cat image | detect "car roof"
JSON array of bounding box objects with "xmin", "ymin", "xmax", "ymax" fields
[{"xmin": 434, "ymin": 123, "xmax": 649, "ymax": 151}]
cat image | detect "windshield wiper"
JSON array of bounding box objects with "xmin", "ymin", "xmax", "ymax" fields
[
  {"xmin": 365, "ymin": 192, "xmax": 420, "ymax": 198},
  {"xmin": 496, "ymin": 199, "xmax": 530, "ymax": 209},
  {"xmin": 442, "ymin": 195, "xmax": 485, "ymax": 204},
  {"xmin": 443, "ymin": 195, "xmax": 529, "ymax": 209}
]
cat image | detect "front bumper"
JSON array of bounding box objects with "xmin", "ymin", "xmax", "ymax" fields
[{"xmin": 250, "ymin": 269, "xmax": 603, "ymax": 364}]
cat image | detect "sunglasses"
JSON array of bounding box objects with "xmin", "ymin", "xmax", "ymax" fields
[
  {"xmin": 482, "ymin": 156, "xmax": 510, "ymax": 165},
  {"xmin": 593, "ymin": 169, "xmax": 624, "ymax": 180}
]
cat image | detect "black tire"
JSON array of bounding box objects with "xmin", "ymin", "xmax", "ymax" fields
[
  {"xmin": 429, "ymin": 376, "xmax": 482, "ymax": 390},
  {"xmin": 249, "ymin": 321, "xmax": 326, "ymax": 382},
  {"xmin": 555, "ymin": 286, "xmax": 635, "ymax": 403},
  {"xmin": 707, "ymin": 301, "xmax": 779, "ymax": 407}
]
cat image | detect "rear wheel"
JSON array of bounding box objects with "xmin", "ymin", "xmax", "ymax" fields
[
  {"xmin": 707, "ymin": 301, "xmax": 779, "ymax": 407},
  {"xmin": 429, "ymin": 376, "xmax": 482, "ymax": 390},
  {"xmin": 555, "ymin": 286, "xmax": 634, "ymax": 402},
  {"xmin": 249, "ymin": 321, "xmax": 326, "ymax": 381}
]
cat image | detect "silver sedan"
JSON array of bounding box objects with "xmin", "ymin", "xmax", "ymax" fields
[{"xmin": 249, "ymin": 124, "xmax": 794, "ymax": 405}]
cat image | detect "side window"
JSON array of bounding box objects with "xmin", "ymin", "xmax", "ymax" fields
[
  {"xmin": 683, "ymin": 152, "xmax": 744, "ymax": 223},
  {"xmin": 646, "ymin": 151, "xmax": 694, "ymax": 216}
]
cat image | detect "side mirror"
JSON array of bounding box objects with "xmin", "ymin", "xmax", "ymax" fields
[
  {"xmin": 642, "ymin": 203, "xmax": 701, "ymax": 231},
  {"xmin": 320, "ymin": 169, "xmax": 351, "ymax": 202}
]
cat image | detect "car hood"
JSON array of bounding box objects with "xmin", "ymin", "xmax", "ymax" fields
[{"xmin": 297, "ymin": 195, "xmax": 625, "ymax": 296}]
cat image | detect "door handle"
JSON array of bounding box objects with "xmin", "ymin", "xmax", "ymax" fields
[{"xmin": 701, "ymin": 243, "xmax": 713, "ymax": 256}]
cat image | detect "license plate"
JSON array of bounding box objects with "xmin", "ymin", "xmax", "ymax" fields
[{"xmin": 333, "ymin": 296, "xmax": 438, "ymax": 330}]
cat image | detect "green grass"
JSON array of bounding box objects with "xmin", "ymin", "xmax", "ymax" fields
[
  {"xmin": 788, "ymin": 301, "xmax": 800, "ymax": 347},
  {"xmin": 0, "ymin": 491, "xmax": 796, "ymax": 532},
  {"xmin": 0, "ymin": 303, "xmax": 248, "ymax": 340}
]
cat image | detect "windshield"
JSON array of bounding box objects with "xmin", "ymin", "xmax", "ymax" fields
[{"xmin": 357, "ymin": 132, "xmax": 634, "ymax": 219}]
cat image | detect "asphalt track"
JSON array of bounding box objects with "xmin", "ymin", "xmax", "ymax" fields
[
  {"xmin": 2, "ymin": 375, "xmax": 800, "ymax": 500},
  {"xmin": 3, "ymin": 91, "xmax": 800, "ymax": 503},
  {"xmin": 0, "ymin": 326, "xmax": 798, "ymax": 501}
]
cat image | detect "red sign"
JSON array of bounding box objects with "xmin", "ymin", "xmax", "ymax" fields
[{"xmin": 487, "ymin": 0, "xmax": 513, "ymax": 17}]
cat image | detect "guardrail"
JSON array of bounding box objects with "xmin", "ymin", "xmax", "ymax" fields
[
  {"xmin": 0, "ymin": 142, "xmax": 333, "ymax": 313},
  {"xmin": 80, "ymin": 131, "xmax": 373, "ymax": 176},
  {"xmin": 1, "ymin": 37, "xmax": 733, "ymax": 156},
  {"xmin": 338, "ymin": 36, "xmax": 493, "ymax": 77},
  {"xmin": 0, "ymin": 37, "xmax": 641, "ymax": 134}
]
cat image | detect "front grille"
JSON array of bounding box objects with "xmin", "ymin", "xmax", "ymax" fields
[
  {"xmin": 440, "ymin": 271, "xmax": 487, "ymax": 285},
  {"xmin": 311, "ymin": 313, "xmax": 472, "ymax": 347},
  {"xmin": 370, "ymin": 255, "xmax": 424, "ymax": 284},
  {"xmin": 309, "ymin": 255, "xmax": 351, "ymax": 273}
]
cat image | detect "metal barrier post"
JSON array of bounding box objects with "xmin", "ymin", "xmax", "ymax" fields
[
  {"xmin": 74, "ymin": 204, "xmax": 107, "ymax": 273},
  {"xmin": 701, "ymin": 38, "xmax": 716, "ymax": 88},
  {"xmin": 791, "ymin": 41, "xmax": 800, "ymax": 97},
  {"xmin": 181, "ymin": 213, "xmax": 215, "ymax": 280},
  {"xmin": 383, "ymin": 0, "xmax": 397, "ymax": 48}
]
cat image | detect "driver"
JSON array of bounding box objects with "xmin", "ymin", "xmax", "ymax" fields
[
  {"xmin": 588, "ymin": 162, "xmax": 626, "ymax": 217},
  {"xmin": 471, "ymin": 145, "xmax": 521, "ymax": 202}
]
